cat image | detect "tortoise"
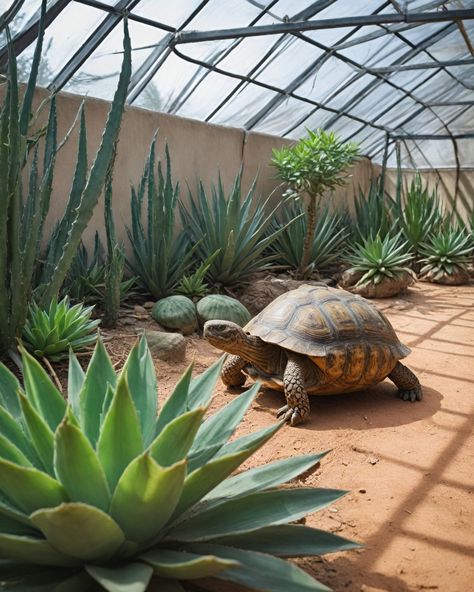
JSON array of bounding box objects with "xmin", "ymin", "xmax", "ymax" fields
[{"xmin": 203, "ymin": 284, "xmax": 422, "ymax": 426}]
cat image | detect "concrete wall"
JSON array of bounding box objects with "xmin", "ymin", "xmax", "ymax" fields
[{"xmin": 26, "ymin": 87, "xmax": 375, "ymax": 251}]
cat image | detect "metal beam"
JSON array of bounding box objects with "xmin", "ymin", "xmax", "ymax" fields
[
  {"xmin": 368, "ymin": 58, "xmax": 474, "ymax": 73},
  {"xmin": 0, "ymin": 0, "xmax": 71, "ymax": 68},
  {"xmin": 174, "ymin": 10, "xmax": 474, "ymax": 44},
  {"xmin": 49, "ymin": 0, "xmax": 141, "ymax": 93},
  {"xmin": 390, "ymin": 133, "xmax": 474, "ymax": 140},
  {"xmin": 73, "ymin": 0, "xmax": 175, "ymax": 33},
  {"xmin": 428, "ymin": 100, "xmax": 474, "ymax": 106}
]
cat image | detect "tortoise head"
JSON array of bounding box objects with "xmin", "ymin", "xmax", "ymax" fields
[{"xmin": 204, "ymin": 320, "xmax": 262, "ymax": 355}]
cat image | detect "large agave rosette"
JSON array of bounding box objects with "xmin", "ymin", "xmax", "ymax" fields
[{"xmin": 0, "ymin": 338, "xmax": 357, "ymax": 591}]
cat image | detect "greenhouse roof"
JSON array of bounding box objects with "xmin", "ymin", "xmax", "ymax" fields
[{"xmin": 2, "ymin": 0, "xmax": 474, "ymax": 168}]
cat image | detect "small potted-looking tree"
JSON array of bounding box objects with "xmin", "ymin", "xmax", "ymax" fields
[{"xmin": 272, "ymin": 129, "xmax": 360, "ymax": 279}]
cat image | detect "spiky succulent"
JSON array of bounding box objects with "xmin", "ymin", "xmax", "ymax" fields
[
  {"xmin": 22, "ymin": 296, "xmax": 100, "ymax": 361},
  {"xmin": 0, "ymin": 338, "xmax": 357, "ymax": 591},
  {"xmin": 347, "ymin": 233, "xmax": 416, "ymax": 287},
  {"xmin": 419, "ymin": 226, "xmax": 473, "ymax": 281}
]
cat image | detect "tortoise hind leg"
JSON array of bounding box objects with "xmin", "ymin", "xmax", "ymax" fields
[
  {"xmin": 222, "ymin": 354, "xmax": 247, "ymax": 387},
  {"xmin": 278, "ymin": 353, "xmax": 312, "ymax": 426},
  {"xmin": 388, "ymin": 362, "xmax": 422, "ymax": 402}
]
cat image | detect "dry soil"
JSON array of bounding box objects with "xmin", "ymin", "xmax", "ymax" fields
[{"xmin": 109, "ymin": 282, "xmax": 474, "ymax": 592}]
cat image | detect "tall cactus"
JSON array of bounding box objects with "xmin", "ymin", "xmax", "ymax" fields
[{"xmin": 0, "ymin": 3, "xmax": 131, "ymax": 355}]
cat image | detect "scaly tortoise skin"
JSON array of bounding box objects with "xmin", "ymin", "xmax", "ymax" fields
[{"xmin": 204, "ymin": 284, "xmax": 422, "ymax": 426}]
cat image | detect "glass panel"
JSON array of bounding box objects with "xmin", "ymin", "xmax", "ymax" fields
[
  {"xmin": 7, "ymin": 3, "xmax": 106, "ymax": 86},
  {"xmin": 64, "ymin": 19, "xmax": 167, "ymax": 101}
]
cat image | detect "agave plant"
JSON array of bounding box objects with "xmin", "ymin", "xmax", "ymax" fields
[
  {"xmin": 270, "ymin": 199, "xmax": 347, "ymax": 275},
  {"xmin": 127, "ymin": 138, "xmax": 197, "ymax": 299},
  {"xmin": 22, "ymin": 297, "xmax": 100, "ymax": 361},
  {"xmin": 180, "ymin": 171, "xmax": 291, "ymax": 287},
  {"xmin": 61, "ymin": 235, "xmax": 105, "ymax": 303},
  {"xmin": 347, "ymin": 233, "xmax": 416, "ymax": 287},
  {"xmin": 175, "ymin": 252, "xmax": 220, "ymax": 299},
  {"xmin": 352, "ymin": 178, "xmax": 395, "ymax": 243},
  {"xmin": 395, "ymin": 173, "xmax": 443, "ymax": 258},
  {"xmin": 0, "ymin": 338, "xmax": 358, "ymax": 591},
  {"xmin": 419, "ymin": 225, "xmax": 473, "ymax": 282}
]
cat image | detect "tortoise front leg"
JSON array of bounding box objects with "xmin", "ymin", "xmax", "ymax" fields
[
  {"xmin": 221, "ymin": 354, "xmax": 247, "ymax": 387},
  {"xmin": 388, "ymin": 361, "xmax": 422, "ymax": 402},
  {"xmin": 278, "ymin": 353, "xmax": 311, "ymax": 427}
]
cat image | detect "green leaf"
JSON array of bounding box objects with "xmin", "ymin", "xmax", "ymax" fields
[
  {"xmin": 0, "ymin": 458, "xmax": 68, "ymax": 514},
  {"xmin": 187, "ymin": 543, "xmax": 331, "ymax": 591},
  {"xmin": 0, "ymin": 405, "xmax": 40, "ymax": 467},
  {"xmin": 18, "ymin": 392, "xmax": 55, "ymax": 475},
  {"xmin": 149, "ymin": 407, "xmax": 206, "ymax": 467},
  {"xmin": 189, "ymin": 383, "xmax": 260, "ymax": 463},
  {"xmin": 54, "ymin": 417, "xmax": 110, "ymax": 511},
  {"xmin": 0, "ymin": 433, "xmax": 31, "ymax": 467},
  {"xmin": 0, "ymin": 533, "xmax": 76, "ymax": 567},
  {"xmin": 141, "ymin": 549, "xmax": 239, "ymax": 579},
  {"xmin": 86, "ymin": 563, "xmax": 153, "ymax": 592},
  {"xmin": 31, "ymin": 503, "xmax": 125, "ymax": 562},
  {"xmin": 79, "ymin": 337, "xmax": 117, "ymax": 446},
  {"xmin": 169, "ymin": 488, "xmax": 347, "ymax": 542},
  {"xmin": 211, "ymin": 524, "xmax": 360, "ymax": 556},
  {"xmin": 121, "ymin": 336, "xmax": 157, "ymax": 446},
  {"xmin": 187, "ymin": 357, "xmax": 224, "ymax": 410},
  {"xmin": 97, "ymin": 374, "xmax": 143, "ymax": 491},
  {"xmin": 206, "ymin": 452, "xmax": 328, "ymax": 502},
  {"xmin": 0, "ymin": 363, "xmax": 22, "ymax": 419},
  {"xmin": 109, "ymin": 454, "xmax": 186, "ymax": 544},
  {"xmin": 67, "ymin": 350, "xmax": 84, "ymax": 420},
  {"xmin": 154, "ymin": 363, "xmax": 193, "ymax": 436},
  {"xmin": 172, "ymin": 442, "xmax": 278, "ymax": 520},
  {"xmin": 21, "ymin": 347, "xmax": 66, "ymax": 431}
]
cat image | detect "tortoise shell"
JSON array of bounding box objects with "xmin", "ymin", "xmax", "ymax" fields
[{"xmin": 245, "ymin": 283, "xmax": 410, "ymax": 365}]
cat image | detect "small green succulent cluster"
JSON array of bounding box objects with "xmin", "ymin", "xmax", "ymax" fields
[
  {"xmin": 0, "ymin": 338, "xmax": 357, "ymax": 591},
  {"xmin": 347, "ymin": 233, "xmax": 416, "ymax": 287},
  {"xmin": 22, "ymin": 296, "xmax": 100, "ymax": 361},
  {"xmin": 419, "ymin": 225, "xmax": 473, "ymax": 282}
]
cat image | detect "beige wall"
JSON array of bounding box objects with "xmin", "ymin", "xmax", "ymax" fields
[{"xmin": 25, "ymin": 86, "xmax": 375, "ymax": 251}]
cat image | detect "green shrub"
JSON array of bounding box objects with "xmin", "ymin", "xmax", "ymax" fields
[
  {"xmin": 0, "ymin": 4, "xmax": 131, "ymax": 355},
  {"xmin": 352, "ymin": 178, "xmax": 395, "ymax": 242},
  {"xmin": 347, "ymin": 233, "xmax": 416, "ymax": 287},
  {"xmin": 419, "ymin": 225, "xmax": 473, "ymax": 282},
  {"xmin": 127, "ymin": 139, "xmax": 196, "ymax": 298},
  {"xmin": 180, "ymin": 171, "xmax": 288, "ymax": 287},
  {"xmin": 22, "ymin": 296, "xmax": 100, "ymax": 361},
  {"xmin": 270, "ymin": 200, "xmax": 347, "ymax": 274},
  {"xmin": 272, "ymin": 129, "xmax": 359, "ymax": 278},
  {"xmin": 0, "ymin": 338, "xmax": 358, "ymax": 591}
]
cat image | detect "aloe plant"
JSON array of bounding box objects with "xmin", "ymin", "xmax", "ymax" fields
[
  {"xmin": 347, "ymin": 233, "xmax": 416, "ymax": 287},
  {"xmin": 0, "ymin": 2, "xmax": 131, "ymax": 356},
  {"xmin": 272, "ymin": 130, "xmax": 359, "ymax": 278},
  {"xmin": 22, "ymin": 296, "xmax": 100, "ymax": 361},
  {"xmin": 127, "ymin": 139, "xmax": 196, "ymax": 298},
  {"xmin": 0, "ymin": 338, "xmax": 358, "ymax": 591},
  {"xmin": 61, "ymin": 235, "xmax": 105, "ymax": 303},
  {"xmin": 419, "ymin": 225, "xmax": 473, "ymax": 282},
  {"xmin": 270, "ymin": 200, "xmax": 347, "ymax": 274},
  {"xmin": 180, "ymin": 171, "xmax": 290, "ymax": 286}
]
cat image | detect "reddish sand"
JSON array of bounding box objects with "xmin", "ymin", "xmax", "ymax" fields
[{"xmin": 115, "ymin": 282, "xmax": 474, "ymax": 592}]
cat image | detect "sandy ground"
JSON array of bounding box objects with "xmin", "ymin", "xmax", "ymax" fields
[{"xmin": 110, "ymin": 282, "xmax": 474, "ymax": 592}]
